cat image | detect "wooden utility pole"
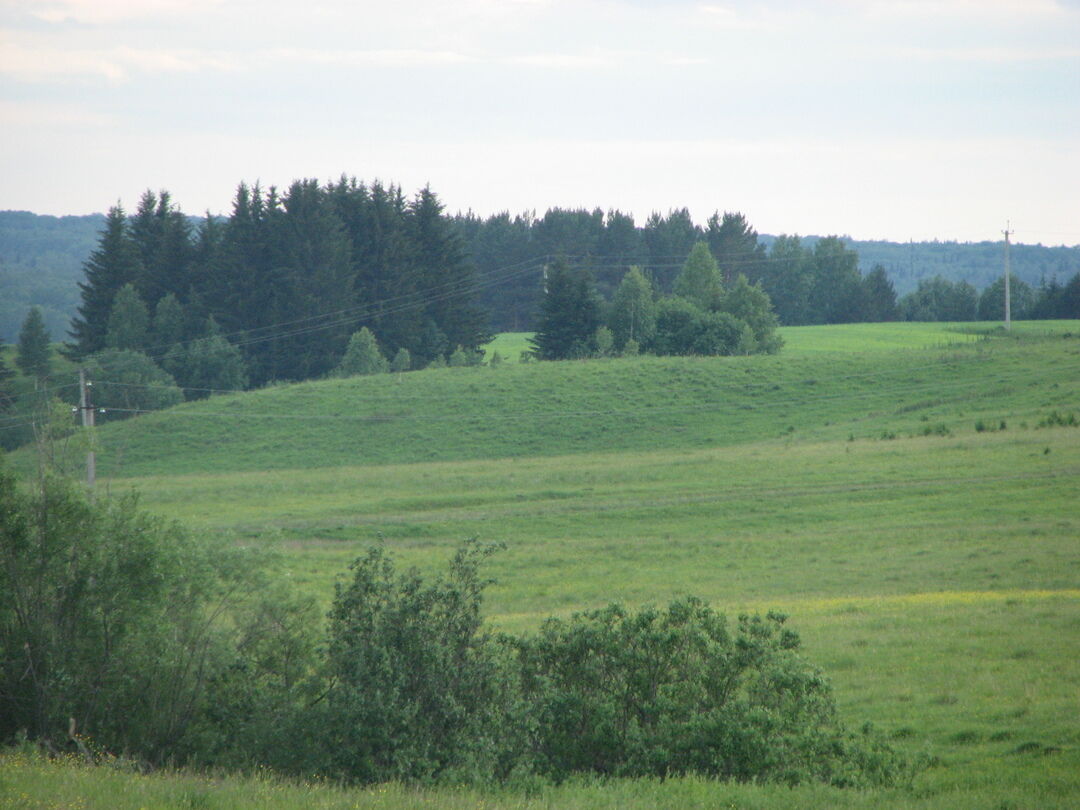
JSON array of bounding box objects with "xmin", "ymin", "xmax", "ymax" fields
[
  {"xmin": 1002, "ymin": 223, "xmax": 1013, "ymax": 330},
  {"xmin": 78, "ymin": 368, "xmax": 96, "ymax": 496}
]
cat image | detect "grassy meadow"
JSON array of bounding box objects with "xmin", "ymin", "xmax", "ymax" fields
[{"xmin": 3, "ymin": 321, "xmax": 1079, "ymax": 808}]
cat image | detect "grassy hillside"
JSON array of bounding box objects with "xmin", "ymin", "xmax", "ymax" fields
[
  {"xmin": 20, "ymin": 321, "xmax": 1078, "ymax": 480},
  {"xmin": 3, "ymin": 322, "xmax": 1079, "ymax": 808}
]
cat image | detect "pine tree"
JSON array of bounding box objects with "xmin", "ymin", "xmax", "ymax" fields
[
  {"xmin": 105, "ymin": 283, "xmax": 150, "ymax": 351},
  {"xmin": 16, "ymin": 307, "xmax": 52, "ymax": 381},
  {"xmin": 67, "ymin": 205, "xmax": 143, "ymax": 358},
  {"xmin": 530, "ymin": 259, "xmax": 601, "ymax": 360}
]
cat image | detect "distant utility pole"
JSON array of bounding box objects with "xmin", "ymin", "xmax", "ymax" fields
[
  {"xmin": 78, "ymin": 368, "xmax": 96, "ymax": 497},
  {"xmin": 1002, "ymin": 222, "xmax": 1013, "ymax": 330}
]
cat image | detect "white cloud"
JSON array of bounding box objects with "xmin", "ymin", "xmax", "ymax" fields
[
  {"xmin": 0, "ymin": 38, "xmax": 239, "ymax": 80},
  {"xmin": 21, "ymin": 0, "xmax": 225, "ymax": 25},
  {"xmin": 264, "ymin": 48, "xmax": 476, "ymax": 68},
  {"xmin": 895, "ymin": 45, "xmax": 1080, "ymax": 62},
  {"xmin": 0, "ymin": 99, "xmax": 112, "ymax": 127},
  {"xmin": 852, "ymin": 0, "xmax": 1075, "ymax": 20}
]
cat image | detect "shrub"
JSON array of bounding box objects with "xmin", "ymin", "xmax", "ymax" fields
[
  {"xmin": 391, "ymin": 347, "xmax": 412, "ymax": 373},
  {"xmin": 317, "ymin": 540, "xmax": 526, "ymax": 784},
  {"xmin": 1038, "ymin": 410, "xmax": 1078, "ymax": 428},
  {"xmin": 0, "ymin": 468, "xmax": 250, "ymax": 761},
  {"xmin": 514, "ymin": 599, "xmax": 907, "ymax": 786},
  {"xmin": 337, "ymin": 328, "xmax": 388, "ymax": 376}
]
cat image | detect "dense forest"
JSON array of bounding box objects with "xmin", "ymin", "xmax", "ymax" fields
[
  {"xmin": 4, "ymin": 206, "xmax": 1078, "ymax": 342},
  {"xmin": 64, "ymin": 180, "xmax": 488, "ymax": 386}
]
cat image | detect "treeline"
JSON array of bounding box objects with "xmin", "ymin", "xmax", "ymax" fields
[
  {"xmin": 66, "ymin": 180, "xmax": 488, "ymax": 388},
  {"xmin": 853, "ymin": 238, "xmax": 1080, "ymax": 297},
  {"xmin": 453, "ymin": 208, "xmax": 1080, "ymax": 330},
  {"xmin": 454, "ymin": 209, "xmax": 902, "ymax": 331},
  {"xmin": 897, "ymin": 272, "xmax": 1080, "ymax": 322},
  {"xmin": 0, "ymin": 471, "xmax": 909, "ymax": 788},
  {"xmin": 6, "ymin": 208, "xmax": 1080, "ymax": 343}
]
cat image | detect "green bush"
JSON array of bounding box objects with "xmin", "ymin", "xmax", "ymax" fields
[
  {"xmin": 317, "ymin": 540, "xmax": 527, "ymax": 784},
  {"xmin": 81, "ymin": 349, "xmax": 183, "ymax": 421},
  {"xmin": 0, "ymin": 468, "xmax": 248, "ymax": 760},
  {"xmin": 515, "ymin": 600, "xmax": 907, "ymax": 786}
]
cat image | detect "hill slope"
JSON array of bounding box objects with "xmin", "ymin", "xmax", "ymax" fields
[{"xmin": 23, "ymin": 323, "xmax": 1077, "ymax": 479}]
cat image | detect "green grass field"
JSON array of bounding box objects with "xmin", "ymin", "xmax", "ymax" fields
[{"xmin": 3, "ymin": 321, "xmax": 1079, "ymax": 808}]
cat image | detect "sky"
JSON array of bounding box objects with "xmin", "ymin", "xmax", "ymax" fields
[{"xmin": 1, "ymin": 0, "xmax": 1078, "ymax": 245}]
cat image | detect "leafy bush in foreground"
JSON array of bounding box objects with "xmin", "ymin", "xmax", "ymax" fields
[
  {"xmin": 0, "ymin": 468, "xmax": 246, "ymax": 760},
  {"xmin": 0, "ymin": 480, "xmax": 906, "ymax": 789},
  {"xmin": 516, "ymin": 600, "xmax": 906, "ymax": 786},
  {"xmin": 308, "ymin": 542, "xmax": 906, "ymax": 787}
]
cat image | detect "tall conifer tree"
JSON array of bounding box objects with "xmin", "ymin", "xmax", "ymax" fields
[
  {"xmin": 67, "ymin": 205, "xmax": 143, "ymax": 359},
  {"xmin": 530, "ymin": 259, "xmax": 601, "ymax": 360},
  {"xmin": 409, "ymin": 186, "xmax": 489, "ymax": 360}
]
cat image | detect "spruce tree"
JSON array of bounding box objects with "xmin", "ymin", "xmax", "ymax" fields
[
  {"xmin": 67, "ymin": 205, "xmax": 142, "ymax": 358},
  {"xmin": 16, "ymin": 307, "xmax": 52, "ymax": 381},
  {"xmin": 861, "ymin": 266, "xmax": 899, "ymax": 322},
  {"xmin": 130, "ymin": 190, "xmax": 194, "ymax": 306},
  {"xmin": 270, "ymin": 180, "xmax": 355, "ymax": 381},
  {"xmin": 409, "ymin": 187, "xmax": 490, "ymax": 358},
  {"xmin": 530, "ymin": 259, "xmax": 601, "ymax": 360}
]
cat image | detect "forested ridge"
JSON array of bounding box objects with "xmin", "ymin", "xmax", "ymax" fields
[{"xmin": 4, "ymin": 203, "xmax": 1079, "ymax": 341}]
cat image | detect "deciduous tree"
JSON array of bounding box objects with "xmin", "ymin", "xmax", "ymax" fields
[{"xmin": 16, "ymin": 307, "xmax": 52, "ymax": 381}]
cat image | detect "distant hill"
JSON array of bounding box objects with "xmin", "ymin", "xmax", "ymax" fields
[
  {"xmin": 0, "ymin": 210, "xmax": 105, "ymax": 342},
  {"xmin": 2, "ymin": 209, "xmax": 1078, "ymax": 340},
  {"xmin": 808, "ymin": 237, "xmax": 1080, "ymax": 296}
]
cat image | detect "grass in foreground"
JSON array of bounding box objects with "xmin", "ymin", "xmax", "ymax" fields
[{"xmin": 3, "ymin": 745, "xmax": 1078, "ymax": 810}]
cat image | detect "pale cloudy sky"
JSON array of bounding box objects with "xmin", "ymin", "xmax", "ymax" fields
[{"xmin": 1, "ymin": 0, "xmax": 1078, "ymax": 243}]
